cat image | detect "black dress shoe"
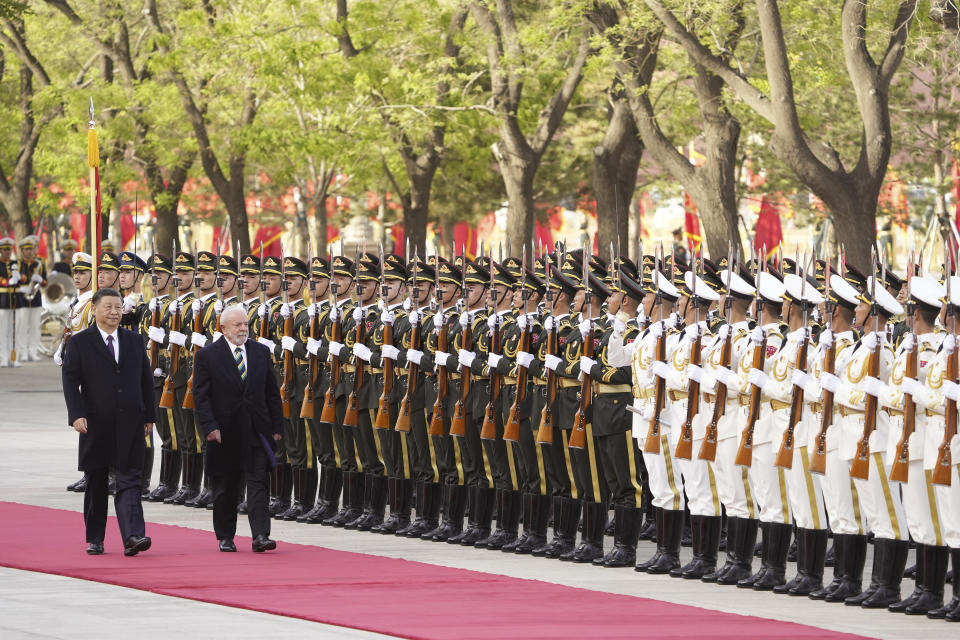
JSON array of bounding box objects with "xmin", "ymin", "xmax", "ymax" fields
[
  {"xmin": 123, "ymin": 536, "xmax": 152, "ymax": 556},
  {"xmin": 252, "ymin": 535, "xmax": 277, "ymax": 552},
  {"xmin": 86, "ymin": 542, "xmax": 104, "ymax": 555},
  {"xmin": 219, "ymin": 539, "xmax": 237, "ymax": 552}
]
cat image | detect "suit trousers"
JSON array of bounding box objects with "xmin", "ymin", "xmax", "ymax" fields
[
  {"xmin": 84, "ymin": 467, "xmax": 145, "ymax": 544},
  {"xmin": 211, "ymin": 445, "xmax": 271, "ymax": 540}
]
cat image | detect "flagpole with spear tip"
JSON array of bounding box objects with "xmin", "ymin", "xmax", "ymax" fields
[{"xmin": 87, "ymin": 98, "xmax": 102, "ymax": 290}]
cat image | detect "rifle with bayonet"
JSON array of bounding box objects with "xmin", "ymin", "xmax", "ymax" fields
[
  {"xmin": 643, "ymin": 245, "xmax": 670, "ymax": 454},
  {"xmin": 159, "ymin": 239, "xmax": 180, "ymax": 409},
  {"xmin": 850, "ymin": 248, "xmax": 883, "ymax": 480},
  {"xmin": 775, "ymin": 251, "xmax": 811, "ymax": 469},
  {"xmin": 319, "ymin": 248, "xmax": 341, "ymax": 426},
  {"xmin": 889, "ymin": 252, "xmax": 916, "ymax": 483},
  {"xmin": 301, "ymin": 240, "xmax": 318, "ymax": 419},
  {"xmin": 396, "ymin": 249, "xmax": 421, "ymax": 434},
  {"xmin": 676, "ymin": 253, "xmax": 702, "ymax": 460},
  {"xmin": 279, "ymin": 246, "xmax": 294, "ymax": 418},
  {"xmin": 933, "ymin": 238, "xmax": 957, "ymax": 486},
  {"xmin": 569, "ymin": 246, "xmax": 593, "ymax": 450},
  {"xmin": 375, "ymin": 243, "xmax": 395, "ymax": 430},
  {"xmin": 148, "ymin": 238, "xmax": 161, "ymax": 371},
  {"xmin": 699, "ymin": 248, "xmax": 735, "ymax": 462},
  {"xmin": 735, "ymin": 249, "xmax": 768, "ymax": 468},
  {"xmin": 481, "ymin": 244, "xmax": 500, "ymax": 441},
  {"xmin": 343, "ymin": 246, "xmax": 364, "ymax": 428},
  {"xmin": 182, "ymin": 244, "xmax": 202, "ymax": 410},
  {"xmin": 450, "ymin": 247, "xmax": 471, "ymax": 438},
  {"xmin": 428, "ymin": 246, "xmax": 450, "ymax": 436},
  {"xmin": 811, "ymin": 251, "xmax": 838, "ymax": 475},
  {"xmin": 536, "ymin": 247, "xmax": 560, "ymax": 445},
  {"xmin": 504, "ymin": 245, "xmax": 530, "ymax": 443}
]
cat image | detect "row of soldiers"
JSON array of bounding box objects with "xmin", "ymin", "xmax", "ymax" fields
[
  {"xmin": 0, "ymin": 235, "xmax": 49, "ymax": 367},
  {"xmin": 60, "ymin": 240, "xmax": 960, "ymax": 622}
]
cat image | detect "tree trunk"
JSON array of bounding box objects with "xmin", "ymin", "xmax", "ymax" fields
[
  {"xmin": 405, "ymin": 170, "xmax": 432, "ymax": 258},
  {"xmin": 593, "ymin": 96, "xmax": 642, "ymax": 262},
  {"xmin": 494, "ymin": 142, "xmax": 537, "ymax": 252},
  {"xmin": 224, "ymin": 185, "xmax": 251, "ymax": 256},
  {"xmin": 2, "ymin": 64, "xmax": 37, "ymax": 239}
]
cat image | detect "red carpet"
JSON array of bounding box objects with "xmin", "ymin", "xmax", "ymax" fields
[{"xmin": 0, "ymin": 501, "xmax": 869, "ymax": 639}]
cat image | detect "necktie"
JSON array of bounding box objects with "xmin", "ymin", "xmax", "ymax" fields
[
  {"xmin": 106, "ymin": 334, "xmax": 116, "ymax": 362},
  {"xmin": 235, "ymin": 346, "xmax": 246, "ymax": 380}
]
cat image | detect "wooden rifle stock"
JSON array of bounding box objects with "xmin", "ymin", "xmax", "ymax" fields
[
  {"xmin": 300, "ymin": 304, "xmax": 320, "ymax": 419},
  {"xmin": 395, "ymin": 314, "xmax": 421, "ymax": 433},
  {"xmin": 889, "ymin": 337, "xmax": 918, "ymax": 483},
  {"xmin": 642, "ymin": 327, "xmax": 667, "ymax": 454},
  {"xmin": 504, "ymin": 319, "xmax": 530, "ymax": 442},
  {"xmin": 699, "ymin": 328, "xmax": 732, "ymax": 461},
  {"xmin": 449, "ymin": 319, "xmax": 472, "ymax": 438},
  {"xmin": 343, "ymin": 308, "xmax": 366, "ymax": 428},
  {"xmin": 319, "ymin": 306, "xmax": 341, "ymax": 425},
  {"xmin": 374, "ymin": 319, "xmax": 395, "ymax": 430},
  {"xmin": 429, "ymin": 314, "xmax": 449, "ymax": 436},
  {"xmin": 536, "ymin": 320, "xmax": 558, "ymax": 444},
  {"xmin": 932, "ymin": 338, "xmax": 957, "ymax": 485},
  {"xmin": 775, "ymin": 334, "xmax": 808, "ymax": 469},
  {"xmin": 279, "ymin": 310, "xmax": 294, "ymax": 419},
  {"xmin": 850, "ymin": 345, "xmax": 881, "ymax": 480},
  {"xmin": 159, "ymin": 302, "xmax": 182, "ymax": 409},
  {"xmin": 181, "ymin": 300, "xmax": 204, "ymax": 410},
  {"xmin": 568, "ymin": 323, "xmax": 594, "ymax": 449},
  {"xmin": 149, "ymin": 301, "xmax": 161, "ymax": 370},
  {"xmin": 735, "ymin": 335, "xmax": 767, "ymax": 467},
  {"xmin": 810, "ymin": 336, "xmax": 837, "ymax": 474},
  {"xmin": 480, "ymin": 316, "xmax": 501, "ymax": 441},
  {"xmin": 675, "ymin": 327, "xmax": 702, "ymax": 459}
]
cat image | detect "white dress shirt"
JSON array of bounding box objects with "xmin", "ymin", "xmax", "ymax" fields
[{"xmin": 97, "ymin": 326, "xmax": 119, "ymax": 363}]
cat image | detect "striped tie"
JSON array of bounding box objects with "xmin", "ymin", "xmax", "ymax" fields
[{"xmin": 234, "ymin": 346, "xmax": 246, "ymax": 380}]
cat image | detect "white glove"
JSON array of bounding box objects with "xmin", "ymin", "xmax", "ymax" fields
[
  {"xmin": 329, "ymin": 304, "xmax": 339, "ymax": 322},
  {"xmin": 382, "ymin": 345, "xmax": 400, "ymax": 360},
  {"xmin": 281, "ymin": 336, "xmax": 298, "ymax": 352},
  {"xmin": 381, "ymin": 308, "xmax": 395, "ymax": 325},
  {"xmin": 168, "ymin": 330, "xmax": 187, "ymax": 347},
  {"xmin": 353, "ymin": 343, "xmax": 372, "ymax": 362},
  {"xmin": 748, "ymin": 368, "xmax": 769, "ymax": 389},
  {"xmin": 819, "ymin": 328, "xmax": 833, "ymax": 348},
  {"xmin": 863, "ymin": 375, "xmax": 885, "ymax": 399},
  {"xmin": 280, "ymin": 302, "xmax": 293, "ymax": 319},
  {"xmin": 407, "ymin": 348, "xmax": 424, "ymax": 365},
  {"xmin": 650, "ymin": 321, "xmax": 664, "ymax": 339},
  {"xmin": 122, "ymin": 296, "xmax": 135, "ymax": 315},
  {"xmin": 212, "ymin": 331, "xmax": 222, "ymax": 343},
  {"xmin": 409, "ymin": 309, "xmax": 420, "ymax": 326},
  {"xmin": 544, "ymin": 315, "xmax": 554, "ymax": 332},
  {"xmin": 580, "ymin": 356, "xmax": 597, "ymax": 375},
  {"xmin": 791, "ymin": 369, "xmax": 811, "ymax": 390},
  {"xmin": 307, "ymin": 303, "xmax": 317, "ymax": 319},
  {"xmin": 517, "ymin": 351, "xmax": 534, "ymax": 368},
  {"xmin": 8, "ymin": 273, "xmax": 20, "ymax": 286},
  {"xmin": 329, "ymin": 340, "xmax": 344, "ymax": 356},
  {"xmin": 943, "ymin": 379, "xmax": 960, "ymax": 402},
  {"xmin": 944, "ymin": 334, "xmax": 956, "ymax": 355},
  {"xmin": 612, "ymin": 316, "xmax": 626, "ymax": 336},
  {"xmin": 191, "ymin": 332, "xmax": 208, "ymax": 349},
  {"xmin": 18, "ymin": 285, "xmax": 31, "ymax": 294},
  {"xmin": 257, "ymin": 304, "xmax": 268, "ymax": 319},
  {"xmin": 352, "ymin": 306, "xmax": 363, "ymax": 323},
  {"xmin": 257, "ymin": 337, "xmax": 276, "ymax": 352},
  {"xmin": 578, "ymin": 318, "xmax": 591, "ymax": 339},
  {"xmin": 148, "ymin": 297, "xmax": 160, "ymax": 312},
  {"xmin": 307, "ymin": 337, "xmax": 321, "ymax": 355},
  {"xmin": 651, "ymin": 360, "xmax": 670, "ymax": 379},
  {"xmin": 545, "ymin": 354, "xmax": 562, "ymax": 371},
  {"xmin": 214, "ymin": 299, "xmax": 224, "ymax": 315},
  {"xmin": 403, "ymin": 298, "xmax": 411, "ymax": 312},
  {"xmin": 669, "ymin": 312, "xmax": 681, "ymax": 328},
  {"xmin": 191, "ymin": 299, "xmax": 202, "ymax": 316},
  {"xmin": 433, "ymin": 313, "xmax": 444, "ymax": 330},
  {"xmin": 488, "ymin": 353, "xmax": 503, "ymax": 369},
  {"xmin": 636, "ymin": 310, "xmax": 647, "ymax": 326},
  {"xmin": 153, "ymin": 368, "xmax": 164, "ymax": 378},
  {"xmin": 30, "ymin": 272, "xmax": 43, "ymax": 284},
  {"xmin": 54, "ymin": 345, "xmax": 63, "ymax": 366},
  {"xmin": 861, "ymin": 332, "xmax": 878, "ymax": 351},
  {"xmin": 685, "ymin": 324, "xmax": 700, "ymax": 341},
  {"xmin": 457, "ymin": 349, "xmax": 476, "ymax": 368},
  {"xmin": 717, "ymin": 324, "xmax": 729, "ymax": 341},
  {"xmin": 487, "ymin": 314, "xmax": 497, "ymax": 330},
  {"xmin": 459, "ymin": 312, "xmax": 470, "ymax": 329},
  {"xmin": 820, "ymin": 372, "xmax": 840, "ymax": 394},
  {"xmin": 435, "ymin": 351, "xmax": 451, "ymax": 368},
  {"xmin": 750, "ymin": 327, "xmax": 765, "ymax": 345},
  {"xmin": 687, "ymin": 363, "xmax": 703, "ymax": 383},
  {"xmin": 901, "ymin": 377, "xmax": 923, "ymax": 399},
  {"xmin": 715, "ymin": 366, "xmax": 734, "ymax": 388},
  {"xmin": 147, "ymin": 326, "xmax": 165, "ymax": 344},
  {"xmin": 517, "ymin": 314, "xmax": 527, "ymax": 331}
]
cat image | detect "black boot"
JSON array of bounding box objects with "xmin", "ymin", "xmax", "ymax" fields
[
  {"xmin": 186, "ymin": 452, "xmax": 211, "ymax": 508},
  {"xmin": 500, "ymin": 492, "xmax": 530, "ymax": 552},
  {"xmin": 859, "ymin": 538, "xmax": 910, "ymax": 608},
  {"xmin": 778, "ymin": 528, "xmax": 827, "ymax": 596},
  {"xmin": 716, "ymin": 518, "xmax": 759, "ymax": 585},
  {"xmin": 704, "ymin": 515, "xmax": 740, "ymax": 583},
  {"xmin": 636, "ymin": 508, "xmax": 665, "ymax": 572},
  {"xmin": 811, "ymin": 533, "xmax": 846, "ymax": 600},
  {"xmin": 906, "ymin": 545, "xmax": 949, "ymax": 615},
  {"xmin": 890, "ymin": 542, "xmax": 924, "ymax": 612},
  {"xmin": 141, "ymin": 447, "xmax": 155, "ymax": 497},
  {"xmin": 738, "ymin": 522, "xmax": 771, "ymax": 588},
  {"xmin": 375, "ymin": 478, "xmax": 412, "ymax": 534},
  {"xmin": 645, "ymin": 508, "xmax": 683, "ymax": 574},
  {"xmin": 752, "ymin": 522, "xmax": 791, "ymax": 590},
  {"xmin": 537, "ymin": 497, "xmax": 580, "ymax": 559},
  {"xmin": 400, "ymin": 481, "xmax": 441, "ymax": 537},
  {"xmin": 323, "ymin": 471, "xmax": 364, "ymax": 527},
  {"xmin": 461, "ymin": 487, "xmax": 494, "ymax": 546},
  {"xmin": 680, "ymin": 506, "xmax": 692, "ymax": 547},
  {"xmin": 514, "ymin": 495, "xmax": 551, "ymax": 554},
  {"xmin": 604, "ymin": 508, "xmax": 616, "ymax": 537},
  {"xmin": 428, "ymin": 484, "xmax": 466, "ymax": 541},
  {"xmin": 567, "ymin": 501, "xmax": 606, "ymax": 563},
  {"xmin": 638, "ymin": 499, "xmax": 657, "ymax": 541},
  {"xmin": 825, "ymin": 534, "xmax": 867, "ymax": 603},
  {"xmin": 299, "ymin": 466, "xmax": 330, "ymax": 523},
  {"xmin": 347, "ymin": 474, "xmax": 387, "ymax": 531},
  {"xmin": 597, "ymin": 506, "xmax": 642, "ymax": 568},
  {"xmin": 271, "ymin": 463, "xmax": 293, "ymax": 517},
  {"xmin": 447, "ymin": 486, "xmax": 479, "ymax": 544},
  {"xmin": 279, "ymin": 467, "xmax": 306, "ymax": 521},
  {"xmin": 147, "ymin": 451, "xmax": 175, "ymax": 501},
  {"xmin": 164, "ymin": 453, "xmax": 190, "ymax": 504},
  {"xmin": 929, "ymin": 548, "xmax": 960, "ymax": 619},
  {"xmin": 532, "ymin": 496, "xmax": 565, "ymax": 557},
  {"xmin": 482, "ymin": 490, "xmax": 520, "ymax": 550},
  {"xmin": 678, "ymin": 515, "xmax": 721, "ymax": 579},
  {"xmin": 672, "ymin": 514, "xmax": 703, "ymax": 578}
]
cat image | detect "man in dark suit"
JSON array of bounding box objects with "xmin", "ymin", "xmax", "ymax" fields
[
  {"xmin": 61, "ymin": 287, "xmax": 155, "ymax": 556},
  {"xmin": 194, "ymin": 304, "xmax": 283, "ymax": 552}
]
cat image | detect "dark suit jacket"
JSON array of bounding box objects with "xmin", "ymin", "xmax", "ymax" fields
[
  {"xmin": 194, "ymin": 337, "xmax": 283, "ymax": 473},
  {"xmin": 61, "ymin": 326, "xmax": 156, "ymax": 472}
]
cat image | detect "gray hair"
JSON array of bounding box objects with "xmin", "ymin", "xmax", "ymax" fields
[{"xmin": 220, "ymin": 304, "xmax": 247, "ymax": 324}]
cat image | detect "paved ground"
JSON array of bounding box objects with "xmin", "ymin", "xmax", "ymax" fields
[{"xmin": 0, "ymin": 360, "xmax": 950, "ymax": 639}]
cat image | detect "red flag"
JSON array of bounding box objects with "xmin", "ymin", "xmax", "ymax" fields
[
  {"xmin": 390, "ymin": 224, "xmax": 405, "ymax": 255},
  {"xmin": 453, "ymin": 221, "xmax": 477, "ymax": 259},
  {"xmin": 954, "ymin": 160, "xmax": 959, "ymax": 230},
  {"xmin": 534, "ymin": 218, "xmax": 553, "ymax": 251},
  {"xmin": 120, "ymin": 215, "xmax": 136, "ymax": 250},
  {"xmin": 251, "ymin": 225, "xmax": 284, "ymax": 257},
  {"xmin": 754, "ymin": 196, "xmax": 783, "ymax": 259},
  {"xmin": 683, "ymin": 193, "xmax": 702, "ymax": 256},
  {"xmin": 70, "ymin": 213, "xmax": 88, "ymax": 249}
]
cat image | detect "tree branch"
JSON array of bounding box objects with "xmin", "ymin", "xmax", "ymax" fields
[{"xmin": 530, "ymin": 35, "xmax": 590, "ymax": 156}]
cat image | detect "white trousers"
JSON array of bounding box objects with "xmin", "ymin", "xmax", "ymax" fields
[
  {"xmin": 747, "ymin": 441, "xmax": 791, "ymax": 524},
  {"xmin": 712, "ymin": 436, "xmax": 758, "ymax": 519},
  {"xmin": 15, "ymin": 306, "xmax": 41, "ymax": 359},
  {"xmin": 675, "ymin": 442, "xmax": 722, "ymax": 517},
  {"xmin": 643, "ymin": 431, "xmax": 686, "ymax": 512},
  {"xmin": 0, "ymin": 309, "xmax": 12, "ymax": 364},
  {"xmin": 785, "ymin": 446, "xmax": 827, "ymax": 530},
  {"xmin": 933, "ymin": 465, "xmax": 960, "ymax": 548},
  {"xmin": 901, "ymin": 460, "xmax": 948, "ymax": 546},
  {"xmin": 851, "ymin": 453, "xmax": 907, "ymax": 541},
  {"xmin": 822, "ymin": 449, "xmax": 864, "ymax": 535}
]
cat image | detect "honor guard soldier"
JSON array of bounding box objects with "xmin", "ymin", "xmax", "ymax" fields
[
  {"xmin": 15, "ymin": 235, "xmax": 47, "ymax": 361},
  {"xmin": 53, "ymin": 238, "xmax": 78, "ymax": 275},
  {"xmin": 239, "ymin": 254, "xmax": 263, "ymax": 332},
  {"xmin": 143, "ymin": 253, "xmax": 179, "ymax": 502},
  {"xmin": 0, "ymin": 236, "xmax": 17, "ymax": 368}
]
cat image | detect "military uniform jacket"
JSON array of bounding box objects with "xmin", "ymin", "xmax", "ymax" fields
[
  {"xmin": 499, "ymin": 309, "xmax": 546, "ymax": 421},
  {"xmin": 804, "ymin": 329, "xmax": 857, "ymax": 451},
  {"xmin": 396, "ymin": 305, "xmax": 435, "ymax": 412},
  {"xmin": 697, "ymin": 319, "xmax": 752, "ymax": 442},
  {"xmin": 832, "ymin": 332, "xmax": 894, "ymax": 461},
  {"xmin": 336, "ymin": 302, "xmax": 375, "ymax": 400},
  {"xmin": 321, "ymin": 297, "xmax": 356, "ymax": 400},
  {"xmin": 663, "ymin": 320, "xmax": 712, "ymax": 442},
  {"xmin": 0, "ymin": 259, "xmax": 17, "ymax": 309},
  {"xmin": 589, "ymin": 317, "xmax": 641, "ymax": 437},
  {"xmin": 365, "ymin": 301, "xmax": 408, "ymax": 409},
  {"xmin": 454, "ymin": 308, "xmax": 490, "ymax": 416},
  {"xmin": 166, "ymin": 291, "xmax": 197, "ymax": 385},
  {"xmin": 140, "ymin": 294, "xmax": 171, "ymax": 378},
  {"xmin": 69, "ymin": 290, "xmax": 96, "ymax": 336},
  {"xmin": 15, "ymin": 258, "xmax": 46, "ymax": 308},
  {"xmin": 761, "ymin": 327, "xmax": 815, "ymax": 446},
  {"xmin": 121, "ymin": 294, "xmax": 147, "ymax": 340},
  {"xmin": 728, "ymin": 321, "xmax": 784, "ymax": 446}
]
